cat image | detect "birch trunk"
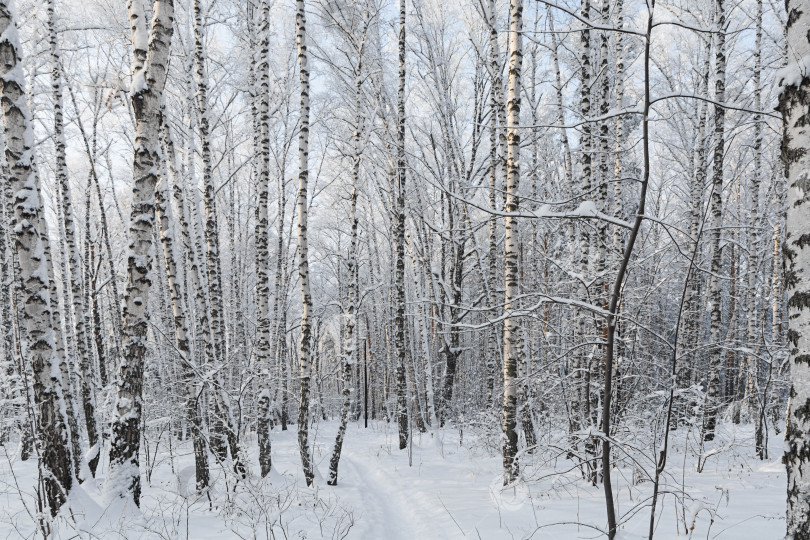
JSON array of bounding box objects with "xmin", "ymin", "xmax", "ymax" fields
[
  {"xmin": 65, "ymin": 82, "xmax": 122, "ymax": 380},
  {"xmin": 394, "ymin": 0, "xmax": 409, "ymax": 451},
  {"xmin": 548, "ymin": 10, "xmax": 572, "ymax": 189},
  {"xmin": 680, "ymin": 41, "xmax": 711, "ymax": 412},
  {"xmin": 749, "ymin": 0, "xmax": 765, "ymax": 458},
  {"xmin": 296, "ymin": 0, "xmax": 315, "ymax": 486},
  {"xmin": 778, "ymin": 0, "xmax": 810, "ymax": 534},
  {"xmin": 0, "ymin": 173, "xmax": 15, "ymax": 447},
  {"xmin": 0, "ymin": 0, "xmax": 73, "ymax": 514},
  {"xmin": 327, "ymin": 39, "xmax": 364, "ymax": 483},
  {"xmin": 485, "ymin": 0, "xmax": 505, "ymax": 409},
  {"xmin": 51, "ymin": 173, "xmax": 83, "ymax": 483},
  {"xmin": 703, "ymin": 0, "xmax": 726, "ymax": 443},
  {"xmin": 47, "ymin": 0, "xmax": 100, "ymax": 477},
  {"xmin": 502, "ymin": 0, "xmax": 522, "ymax": 485},
  {"xmin": 574, "ymin": 0, "xmax": 593, "ymax": 444},
  {"xmin": 107, "ymin": 0, "xmax": 174, "ymax": 506},
  {"xmin": 193, "ymin": 0, "xmax": 243, "ymax": 475},
  {"xmin": 255, "ymin": 0, "xmax": 274, "ymax": 478},
  {"xmin": 156, "ymin": 112, "xmax": 209, "ymax": 493}
]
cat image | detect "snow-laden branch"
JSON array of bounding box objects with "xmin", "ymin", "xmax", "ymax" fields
[
  {"xmin": 538, "ymin": 1, "xmax": 647, "ymax": 37},
  {"xmin": 439, "ymin": 182, "xmax": 633, "ymax": 229},
  {"xmin": 537, "ymin": 200, "xmax": 633, "ymax": 230},
  {"xmin": 650, "ymin": 92, "xmax": 782, "ymax": 119},
  {"xmin": 502, "ymin": 92, "xmax": 779, "ymax": 131},
  {"xmin": 453, "ymin": 292, "xmax": 612, "ymax": 331}
]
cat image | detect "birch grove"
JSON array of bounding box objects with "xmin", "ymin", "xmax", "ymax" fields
[{"xmin": 0, "ymin": 0, "xmax": 801, "ymax": 537}]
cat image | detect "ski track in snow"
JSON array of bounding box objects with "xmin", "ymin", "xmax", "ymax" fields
[
  {"xmin": 342, "ymin": 455, "xmax": 419, "ymax": 539},
  {"xmin": 0, "ymin": 421, "xmax": 789, "ymax": 539}
]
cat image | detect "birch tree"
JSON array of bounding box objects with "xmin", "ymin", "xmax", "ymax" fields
[
  {"xmin": 107, "ymin": 0, "xmax": 174, "ymax": 506},
  {"xmin": 394, "ymin": 0, "xmax": 409, "ymax": 450},
  {"xmin": 0, "ymin": 0, "xmax": 73, "ymax": 516},
  {"xmin": 296, "ymin": 0, "xmax": 315, "ymax": 487},
  {"xmin": 749, "ymin": 0, "xmax": 765, "ymax": 458},
  {"xmin": 156, "ymin": 111, "xmax": 209, "ymax": 493},
  {"xmin": 193, "ymin": 0, "xmax": 244, "ymax": 476},
  {"xmin": 502, "ymin": 0, "xmax": 522, "ymax": 485},
  {"xmin": 47, "ymin": 0, "xmax": 99, "ymax": 477},
  {"xmin": 703, "ymin": 0, "xmax": 727, "ymax": 443},
  {"xmin": 778, "ymin": 0, "xmax": 810, "ymax": 535},
  {"xmin": 321, "ymin": 0, "xmax": 370, "ymax": 485},
  {"xmin": 255, "ymin": 0, "xmax": 274, "ymax": 478}
]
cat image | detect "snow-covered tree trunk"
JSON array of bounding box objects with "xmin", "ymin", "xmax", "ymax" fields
[
  {"xmin": 749, "ymin": 0, "xmax": 764, "ymax": 458},
  {"xmin": 484, "ymin": 0, "xmax": 505, "ymax": 410},
  {"xmin": 394, "ymin": 0, "xmax": 409, "ymax": 451},
  {"xmin": 50, "ymin": 176, "xmax": 83, "ymax": 483},
  {"xmin": 157, "ymin": 111, "xmax": 209, "ymax": 493},
  {"xmin": 0, "ymin": 173, "xmax": 16, "ymax": 447},
  {"xmin": 573, "ymin": 0, "xmax": 593, "ymax": 445},
  {"xmin": 502, "ymin": 0, "xmax": 522, "ymax": 486},
  {"xmin": 255, "ymin": 0, "xmax": 273, "ymax": 478},
  {"xmin": 193, "ymin": 0, "xmax": 243, "ymax": 476},
  {"xmin": 296, "ymin": 0, "xmax": 315, "ymax": 487},
  {"xmin": 81, "ymin": 154, "xmax": 108, "ymax": 390},
  {"xmin": 270, "ymin": 105, "xmax": 292, "ymax": 433},
  {"xmin": 328, "ymin": 29, "xmax": 365, "ymax": 481},
  {"xmin": 3, "ymin": 164, "xmax": 33, "ymax": 460},
  {"xmin": 485, "ymin": 40, "xmax": 498, "ymax": 409},
  {"xmin": 595, "ymin": 0, "xmax": 611, "ymax": 446},
  {"xmin": 680, "ymin": 43, "xmax": 711, "ymax": 413},
  {"xmin": 107, "ymin": 0, "xmax": 174, "ymax": 506},
  {"xmin": 0, "ymin": 0, "xmax": 73, "ymax": 514},
  {"xmin": 85, "ymin": 131, "xmax": 122, "ymax": 379},
  {"xmin": 703, "ymin": 0, "xmax": 727, "ymax": 443},
  {"xmin": 164, "ymin": 117, "xmax": 222, "ymax": 461},
  {"xmin": 47, "ymin": 0, "xmax": 99, "ymax": 477},
  {"xmin": 778, "ymin": 0, "xmax": 810, "ymax": 535}
]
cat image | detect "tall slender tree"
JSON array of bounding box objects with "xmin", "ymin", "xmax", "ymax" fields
[
  {"xmin": 502, "ymin": 0, "xmax": 522, "ymax": 485},
  {"xmin": 47, "ymin": 0, "xmax": 100, "ymax": 478},
  {"xmin": 394, "ymin": 0, "xmax": 409, "ymax": 451},
  {"xmin": 107, "ymin": 0, "xmax": 174, "ymax": 506},
  {"xmin": 157, "ymin": 113, "xmax": 209, "ymax": 493},
  {"xmin": 256, "ymin": 0, "xmax": 274, "ymax": 478},
  {"xmin": 296, "ymin": 0, "xmax": 315, "ymax": 487},
  {"xmin": 778, "ymin": 0, "xmax": 810, "ymax": 536},
  {"xmin": 0, "ymin": 0, "xmax": 73, "ymax": 516},
  {"xmin": 703, "ymin": 0, "xmax": 727, "ymax": 443}
]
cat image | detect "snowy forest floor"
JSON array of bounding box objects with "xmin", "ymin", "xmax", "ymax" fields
[{"xmin": 0, "ymin": 419, "xmax": 786, "ymax": 539}]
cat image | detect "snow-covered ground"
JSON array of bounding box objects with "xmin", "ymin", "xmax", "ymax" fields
[{"xmin": 0, "ymin": 420, "xmax": 786, "ymax": 539}]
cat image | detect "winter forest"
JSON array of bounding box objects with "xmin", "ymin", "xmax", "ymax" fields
[{"xmin": 3, "ymin": 0, "xmax": 810, "ymax": 537}]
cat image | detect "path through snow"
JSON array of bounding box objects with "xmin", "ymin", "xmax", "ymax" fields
[{"xmin": 0, "ymin": 421, "xmax": 788, "ymax": 539}]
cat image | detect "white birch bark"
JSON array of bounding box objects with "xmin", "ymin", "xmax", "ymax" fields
[
  {"xmin": 394, "ymin": 0, "xmax": 409, "ymax": 450},
  {"xmin": 156, "ymin": 111, "xmax": 209, "ymax": 492},
  {"xmin": 296, "ymin": 0, "xmax": 315, "ymax": 486},
  {"xmin": 47, "ymin": 0, "xmax": 100, "ymax": 477},
  {"xmin": 778, "ymin": 0, "xmax": 810, "ymax": 534},
  {"xmin": 0, "ymin": 0, "xmax": 73, "ymax": 514},
  {"xmin": 703, "ymin": 0, "xmax": 727, "ymax": 442},
  {"xmin": 255, "ymin": 0, "xmax": 274, "ymax": 478},
  {"xmin": 680, "ymin": 41, "xmax": 711, "ymax": 405},
  {"xmin": 192, "ymin": 0, "xmax": 242, "ymax": 475},
  {"xmin": 749, "ymin": 0, "xmax": 764, "ymax": 457},
  {"xmin": 107, "ymin": 0, "xmax": 174, "ymax": 506},
  {"xmin": 502, "ymin": 0, "xmax": 522, "ymax": 485},
  {"xmin": 484, "ymin": 0, "xmax": 505, "ymax": 408},
  {"xmin": 327, "ymin": 11, "xmax": 367, "ymax": 482}
]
